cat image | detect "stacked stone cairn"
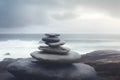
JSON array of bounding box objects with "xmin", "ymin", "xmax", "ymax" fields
[
  {"xmin": 7, "ymin": 34, "xmax": 98, "ymax": 80},
  {"xmin": 31, "ymin": 33, "xmax": 82, "ymax": 64}
]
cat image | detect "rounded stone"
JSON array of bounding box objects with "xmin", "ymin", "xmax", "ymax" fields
[
  {"xmin": 47, "ymin": 41, "xmax": 65, "ymax": 47},
  {"xmin": 7, "ymin": 58, "xmax": 98, "ymax": 80},
  {"xmin": 45, "ymin": 33, "xmax": 60, "ymax": 37},
  {"xmin": 39, "ymin": 46, "xmax": 70, "ymax": 54},
  {"xmin": 42, "ymin": 37, "xmax": 60, "ymax": 43},
  {"xmin": 31, "ymin": 51, "xmax": 81, "ymax": 63}
]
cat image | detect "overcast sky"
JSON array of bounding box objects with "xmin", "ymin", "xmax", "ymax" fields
[{"xmin": 0, "ymin": 0, "xmax": 120, "ymax": 34}]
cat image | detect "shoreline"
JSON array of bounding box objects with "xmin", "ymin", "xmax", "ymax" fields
[{"xmin": 0, "ymin": 50, "xmax": 120, "ymax": 80}]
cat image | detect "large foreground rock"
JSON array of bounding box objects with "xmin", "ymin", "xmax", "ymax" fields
[
  {"xmin": 80, "ymin": 50, "xmax": 120, "ymax": 80},
  {"xmin": 0, "ymin": 58, "xmax": 20, "ymax": 80},
  {"xmin": 0, "ymin": 58, "xmax": 20, "ymax": 73},
  {"xmin": 7, "ymin": 58, "xmax": 98, "ymax": 80},
  {"xmin": 0, "ymin": 73, "xmax": 16, "ymax": 80}
]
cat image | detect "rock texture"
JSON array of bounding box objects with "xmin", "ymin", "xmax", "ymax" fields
[
  {"xmin": 0, "ymin": 58, "xmax": 19, "ymax": 73},
  {"xmin": 1, "ymin": 50, "xmax": 120, "ymax": 80},
  {"xmin": 80, "ymin": 50, "xmax": 120, "ymax": 80},
  {"xmin": 0, "ymin": 58, "xmax": 19, "ymax": 80},
  {"xmin": 7, "ymin": 58, "xmax": 98, "ymax": 80}
]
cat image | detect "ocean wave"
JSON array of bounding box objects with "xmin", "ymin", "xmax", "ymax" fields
[
  {"xmin": 0, "ymin": 40, "xmax": 39, "ymax": 61},
  {"xmin": 0, "ymin": 39, "xmax": 120, "ymax": 61}
]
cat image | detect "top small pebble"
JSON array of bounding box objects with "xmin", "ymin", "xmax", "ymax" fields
[{"xmin": 45, "ymin": 33, "xmax": 60, "ymax": 37}]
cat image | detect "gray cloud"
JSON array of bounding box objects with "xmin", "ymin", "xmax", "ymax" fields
[
  {"xmin": 0, "ymin": 0, "xmax": 60, "ymax": 28},
  {"xmin": 52, "ymin": 12, "xmax": 76, "ymax": 20},
  {"xmin": 0, "ymin": 0, "xmax": 120, "ymax": 28},
  {"xmin": 64, "ymin": 0, "xmax": 120, "ymax": 17}
]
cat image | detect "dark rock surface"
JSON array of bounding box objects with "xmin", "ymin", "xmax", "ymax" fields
[
  {"xmin": 45, "ymin": 33, "xmax": 60, "ymax": 37},
  {"xmin": 3, "ymin": 50, "xmax": 120, "ymax": 80},
  {"xmin": 0, "ymin": 58, "xmax": 19, "ymax": 80},
  {"xmin": 80, "ymin": 50, "xmax": 120, "ymax": 80},
  {"xmin": 42, "ymin": 37, "xmax": 60, "ymax": 43},
  {"xmin": 0, "ymin": 58, "xmax": 19, "ymax": 73},
  {"xmin": 0, "ymin": 73, "xmax": 16, "ymax": 80},
  {"xmin": 7, "ymin": 58, "xmax": 98, "ymax": 80},
  {"xmin": 80, "ymin": 50, "xmax": 120, "ymax": 62}
]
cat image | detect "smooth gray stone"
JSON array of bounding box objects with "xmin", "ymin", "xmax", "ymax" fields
[
  {"xmin": 4, "ymin": 53, "xmax": 10, "ymax": 56},
  {"xmin": 39, "ymin": 46, "xmax": 70, "ymax": 54},
  {"xmin": 42, "ymin": 37, "xmax": 60, "ymax": 43},
  {"xmin": 31, "ymin": 51, "xmax": 81, "ymax": 63},
  {"xmin": 45, "ymin": 33, "xmax": 60, "ymax": 37},
  {"xmin": 7, "ymin": 58, "xmax": 98, "ymax": 80},
  {"xmin": 47, "ymin": 41, "xmax": 65, "ymax": 47}
]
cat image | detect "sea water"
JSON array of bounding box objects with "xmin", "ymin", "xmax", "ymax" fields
[{"xmin": 0, "ymin": 34, "xmax": 120, "ymax": 61}]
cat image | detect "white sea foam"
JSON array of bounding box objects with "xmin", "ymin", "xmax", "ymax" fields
[
  {"xmin": 0, "ymin": 39, "xmax": 120, "ymax": 61},
  {"xmin": 65, "ymin": 41, "xmax": 120, "ymax": 54},
  {"xmin": 0, "ymin": 40, "xmax": 39, "ymax": 61}
]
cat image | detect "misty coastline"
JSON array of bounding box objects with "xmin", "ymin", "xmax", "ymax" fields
[
  {"xmin": 0, "ymin": 34, "xmax": 120, "ymax": 80},
  {"xmin": 1, "ymin": 34, "xmax": 120, "ymax": 61}
]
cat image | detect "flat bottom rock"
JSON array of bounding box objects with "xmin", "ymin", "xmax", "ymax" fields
[
  {"xmin": 31, "ymin": 51, "xmax": 81, "ymax": 63},
  {"xmin": 7, "ymin": 58, "xmax": 98, "ymax": 80}
]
